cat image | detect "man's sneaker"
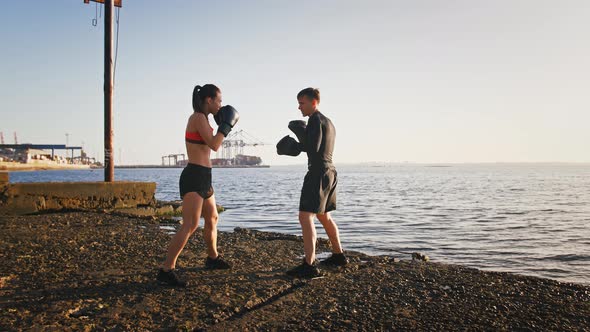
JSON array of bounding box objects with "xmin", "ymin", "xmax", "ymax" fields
[
  {"xmin": 205, "ymin": 255, "xmax": 231, "ymax": 270},
  {"xmin": 157, "ymin": 268, "xmax": 187, "ymax": 287},
  {"xmin": 320, "ymin": 253, "xmax": 349, "ymax": 267},
  {"xmin": 286, "ymin": 260, "xmax": 322, "ymax": 278}
]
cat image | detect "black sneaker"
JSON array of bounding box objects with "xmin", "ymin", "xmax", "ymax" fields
[
  {"xmin": 205, "ymin": 256, "xmax": 231, "ymax": 270},
  {"xmin": 286, "ymin": 260, "xmax": 321, "ymax": 278},
  {"xmin": 157, "ymin": 268, "xmax": 187, "ymax": 287},
  {"xmin": 320, "ymin": 253, "xmax": 348, "ymax": 267}
]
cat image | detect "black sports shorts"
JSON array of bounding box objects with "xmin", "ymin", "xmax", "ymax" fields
[
  {"xmin": 179, "ymin": 163, "xmax": 214, "ymax": 199},
  {"xmin": 299, "ymin": 167, "xmax": 337, "ymax": 214}
]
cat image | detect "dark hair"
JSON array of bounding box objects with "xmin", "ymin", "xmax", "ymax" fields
[
  {"xmin": 192, "ymin": 84, "xmax": 220, "ymax": 113},
  {"xmin": 297, "ymin": 87, "xmax": 320, "ymax": 103}
]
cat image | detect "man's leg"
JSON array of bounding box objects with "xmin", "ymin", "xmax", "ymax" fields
[
  {"xmin": 317, "ymin": 212, "xmax": 343, "ymax": 254},
  {"xmin": 299, "ymin": 211, "xmax": 317, "ymax": 264}
]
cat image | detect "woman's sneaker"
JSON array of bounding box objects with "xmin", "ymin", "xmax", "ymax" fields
[
  {"xmin": 320, "ymin": 253, "xmax": 348, "ymax": 267},
  {"xmin": 205, "ymin": 256, "xmax": 231, "ymax": 270},
  {"xmin": 157, "ymin": 268, "xmax": 187, "ymax": 287},
  {"xmin": 286, "ymin": 260, "xmax": 321, "ymax": 278}
]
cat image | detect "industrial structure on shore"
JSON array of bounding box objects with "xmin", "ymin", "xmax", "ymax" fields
[
  {"xmin": 0, "ymin": 129, "xmax": 268, "ymax": 170},
  {"xmin": 0, "ymin": 143, "xmax": 98, "ymax": 170},
  {"xmin": 0, "ymin": 131, "xmax": 98, "ymax": 168},
  {"xmin": 161, "ymin": 130, "xmax": 269, "ymax": 168}
]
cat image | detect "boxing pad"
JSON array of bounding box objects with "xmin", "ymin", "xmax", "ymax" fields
[
  {"xmin": 217, "ymin": 105, "xmax": 240, "ymax": 137},
  {"xmin": 276, "ymin": 135, "xmax": 301, "ymax": 156}
]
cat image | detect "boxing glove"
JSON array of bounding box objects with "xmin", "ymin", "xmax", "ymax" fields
[
  {"xmin": 288, "ymin": 120, "xmax": 306, "ymax": 151},
  {"xmin": 214, "ymin": 111, "xmax": 221, "ymax": 126},
  {"xmin": 276, "ymin": 135, "xmax": 302, "ymax": 156},
  {"xmin": 217, "ymin": 105, "xmax": 240, "ymax": 137}
]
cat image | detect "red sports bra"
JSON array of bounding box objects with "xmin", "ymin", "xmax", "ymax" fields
[{"xmin": 185, "ymin": 126, "xmax": 214, "ymax": 145}]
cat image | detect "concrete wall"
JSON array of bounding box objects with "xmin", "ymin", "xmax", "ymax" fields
[
  {"xmin": 0, "ymin": 173, "xmax": 156, "ymax": 215},
  {"xmin": 0, "ymin": 162, "xmax": 90, "ymax": 171}
]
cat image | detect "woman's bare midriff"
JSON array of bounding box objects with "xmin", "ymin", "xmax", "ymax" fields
[{"xmin": 186, "ymin": 142, "xmax": 212, "ymax": 168}]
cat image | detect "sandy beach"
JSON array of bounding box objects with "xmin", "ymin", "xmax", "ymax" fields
[{"xmin": 1, "ymin": 211, "xmax": 589, "ymax": 331}]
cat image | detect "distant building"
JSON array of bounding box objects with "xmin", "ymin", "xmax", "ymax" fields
[
  {"xmin": 23, "ymin": 148, "xmax": 56, "ymax": 163},
  {"xmin": 0, "ymin": 144, "xmax": 96, "ymax": 166},
  {"xmin": 211, "ymin": 154, "xmax": 262, "ymax": 166}
]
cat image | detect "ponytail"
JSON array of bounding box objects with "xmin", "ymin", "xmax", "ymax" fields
[
  {"xmin": 192, "ymin": 85, "xmax": 202, "ymax": 113},
  {"xmin": 192, "ymin": 84, "xmax": 220, "ymax": 113}
]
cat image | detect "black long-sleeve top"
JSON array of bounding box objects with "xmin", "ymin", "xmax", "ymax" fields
[{"xmin": 304, "ymin": 111, "xmax": 335, "ymax": 170}]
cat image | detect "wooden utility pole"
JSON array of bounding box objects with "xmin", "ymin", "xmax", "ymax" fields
[
  {"xmin": 84, "ymin": 0, "xmax": 122, "ymax": 180},
  {"xmin": 104, "ymin": 0, "xmax": 114, "ymax": 182}
]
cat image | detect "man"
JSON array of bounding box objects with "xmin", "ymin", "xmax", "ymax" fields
[{"xmin": 286, "ymin": 87, "xmax": 348, "ymax": 278}]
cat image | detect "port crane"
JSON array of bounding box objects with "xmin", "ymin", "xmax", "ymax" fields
[
  {"xmin": 216, "ymin": 130, "xmax": 266, "ymax": 161},
  {"xmin": 159, "ymin": 130, "xmax": 267, "ymax": 167},
  {"xmin": 161, "ymin": 154, "xmax": 186, "ymax": 166}
]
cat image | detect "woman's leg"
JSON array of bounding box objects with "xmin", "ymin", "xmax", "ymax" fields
[
  {"xmin": 161, "ymin": 192, "xmax": 203, "ymax": 270},
  {"xmin": 201, "ymin": 194, "xmax": 219, "ymax": 259}
]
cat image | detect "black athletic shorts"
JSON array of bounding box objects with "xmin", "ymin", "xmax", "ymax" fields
[
  {"xmin": 179, "ymin": 163, "xmax": 214, "ymax": 199},
  {"xmin": 299, "ymin": 167, "xmax": 337, "ymax": 214}
]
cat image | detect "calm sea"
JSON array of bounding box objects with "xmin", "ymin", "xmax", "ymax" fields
[{"xmin": 9, "ymin": 163, "xmax": 590, "ymax": 285}]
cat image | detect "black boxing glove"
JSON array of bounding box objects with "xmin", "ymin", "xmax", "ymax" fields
[
  {"xmin": 288, "ymin": 120, "xmax": 307, "ymax": 152},
  {"xmin": 276, "ymin": 135, "xmax": 302, "ymax": 156},
  {"xmin": 217, "ymin": 105, "xmax": 240, "ymax": 137},
  {"xmin": 214, "ymin": 111, "xmax": 221, "ymax": 126}
]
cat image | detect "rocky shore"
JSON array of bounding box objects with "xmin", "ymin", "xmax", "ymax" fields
[{"xmin": 1, "ymin": 212, "xmax": 589, "ymax": 331}]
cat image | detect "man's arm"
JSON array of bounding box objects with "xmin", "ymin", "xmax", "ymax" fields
[{"xmin": 305, "ymin": 114, "xmax": 322, "ymax": 153}]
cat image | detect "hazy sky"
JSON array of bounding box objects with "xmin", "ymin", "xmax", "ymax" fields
[{"xmin": 1, "ymin": 1, "xmax": 589, "ymax": 165}]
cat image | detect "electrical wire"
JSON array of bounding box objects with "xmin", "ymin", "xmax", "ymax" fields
[
  {"xmin": 89, "ymin": 3, "xmax": 120, "ymax": 88},
  {"xmin": 113, "ymin": 7, "xmax": 120, "ymax": 88},
  {"xmin": 92, "ymin": 2, "xmax": 98, "ymax": 26}
]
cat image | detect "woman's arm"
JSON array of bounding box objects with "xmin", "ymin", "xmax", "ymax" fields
[{"xmin": 193, "ymin": 113, "xmax": 224, "ymax": 151}]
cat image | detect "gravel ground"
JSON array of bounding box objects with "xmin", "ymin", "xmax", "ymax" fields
[{"xmin": 1, "ymin": 212, "xmax": 589, "ymax": 331}]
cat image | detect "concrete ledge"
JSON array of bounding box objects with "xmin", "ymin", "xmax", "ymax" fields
[
  {"xmin": 0, "ymin": 181, "xmax": 156, "ymax": 215},
  {"xmin": 0, "ymin": 162, "xmax": 91, "ymax": 171}
]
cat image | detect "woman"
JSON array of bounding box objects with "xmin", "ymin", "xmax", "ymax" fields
[{"xmin": 158, "ymin": 84, "xmax": 238, "ymax": 287}]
